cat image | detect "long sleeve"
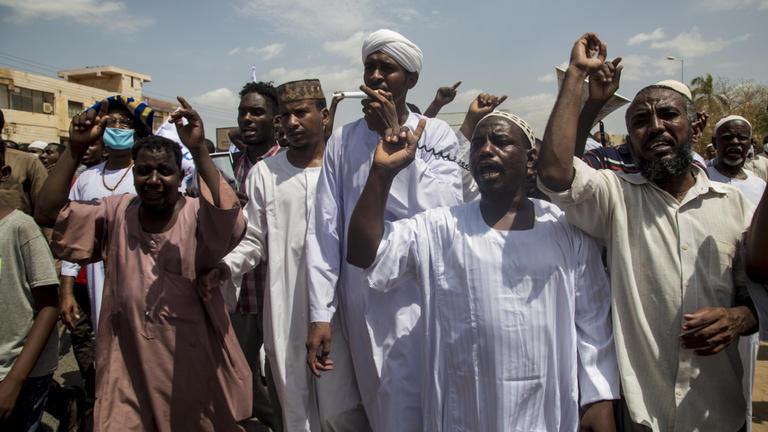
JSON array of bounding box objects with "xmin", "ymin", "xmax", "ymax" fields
[
  {"xmin": 194, "ymin": 172, "xmax": 247, "ymax": 274},
  {"xmin": 573, "ymin": 229, "xmax": 620, "ymax": 406},
  {"xmin": 221, "ymin": 164, "xmax": 267, "ymax": 298},
  {"xmin": 61, "ymin": 177, "xmax": 84, "ymax": 277},
  {"xmin": 364, "ymin": 217, "xmax": 422, "ymax": 293},
  {"xmin": 306, "ymin": 133, "xmax": 344, "ymax": 323},
  {"xmin": 455, "ymin": 131, "xmax": 479, "ymax": 203},
  {"xmin": 52, "ymin": 199, "xmax": 111, "ymax": 265},
  {"xmin": 538, "ymin": 157, "xmax": 618, "ymax": 244}
]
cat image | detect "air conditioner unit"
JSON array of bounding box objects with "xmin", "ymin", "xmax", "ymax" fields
[{"xmin": 42, "ymin": 102, "xmax": 53, "ymax": 114}]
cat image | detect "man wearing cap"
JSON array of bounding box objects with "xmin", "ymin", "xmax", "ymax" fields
[
  {"xmin": 538, "ymin": 33, "xmax": 759, "ymax": 431},
  {"xmin": 346, "ymin": 109, "xmax": 619, "ymax": 431},
  {"xmin": 0, "ymin": 110, "xmax": 49, "ymax": 215},
  {"xmin": 219, "ymin": 79, "xmax": 361, "ymax": 431},
  {"xmin": 305, "ymin": 29, "xmax": 462, "ymax": 430},
  {"xmin": 707, "ymin": 115, "xmax": 766, "ymax": 205}
]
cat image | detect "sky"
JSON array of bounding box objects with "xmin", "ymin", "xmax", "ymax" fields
[{"xmin": 0, "ymin": 0, "xmax": 766, "ymax": 141}]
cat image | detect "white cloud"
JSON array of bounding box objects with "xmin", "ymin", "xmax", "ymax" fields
[
  {"xmin": 0, "ymin": 0, "xmax": 153, "ymax": 29},
  {"xmin": 323, "ymin": 31, "xmax": 367, "ymax": 64},
  {"xmin": 392, "ymin": 7, "xmax": 419, "ymax": 22},
  {"xmin": 498, "ymin": 93, "xmax": 557, "ymax": 138},
  {"xmin": 628, "ymin": 27, "xmax": 751, "ymax": 58},
  {"xmin": 227, "ymin": 47, "xmax": 241, "ymax": 56},
  {"xmin": 694, "ymin": 0, "xmax": 768, "ymax": 10},
  {"xmin": 537, "ymin": 73, "xmax": 555, "ymax": 83},
  {"xmin": 262, "ymin": 65, "xmax": 361, "ymax": 95},
  {"xmin": 246, "ymin": 43, "xmax": 285, "ymax": 60},
  {"xmin": 627, "ymin": 28, "xmax": 665, "ymax": 46},
  {"xmin": 615, "ymin": 54, "xmax": 680, "ymax": 81},
  {"xmin": 238, "ymin": 0, "xmax": 381, "ymax": 37},
  {"xmin": 450, "ymin": 88, "xmax": 485, "ymax": 109},
  {"xmin": 190, "ymin": 88, "xmax": 240, "ymax": 111}
]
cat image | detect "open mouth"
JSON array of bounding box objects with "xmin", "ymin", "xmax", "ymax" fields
[{"xmin": 476, "ymin": 162, "xmax": 503, "ymax": 181}]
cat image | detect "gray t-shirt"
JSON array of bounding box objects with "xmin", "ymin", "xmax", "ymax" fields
[{"xmin": 0, "ymin": 210, "xmax": 59, "ymax": 380}]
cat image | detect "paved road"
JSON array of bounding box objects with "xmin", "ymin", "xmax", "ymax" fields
[{"xmin": 43, "ymin": 332, "xmax": 768, "ymax": 431}]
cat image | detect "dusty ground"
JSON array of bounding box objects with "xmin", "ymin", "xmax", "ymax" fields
[{"xmin": 42, "ymin": 334, "xmax": 768, "ymax": 431}]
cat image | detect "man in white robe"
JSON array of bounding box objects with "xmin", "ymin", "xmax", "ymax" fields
[
  {"xmin": 346, "ymin": 112, "xmax": 619, "ymax": 431},
  {"xmin": 221, "ymin": 80, "xmax": 370, "ymax": 431},
  {"xmin": 305, "ymin": 29, "xmax": 463, "ymax": 431}
]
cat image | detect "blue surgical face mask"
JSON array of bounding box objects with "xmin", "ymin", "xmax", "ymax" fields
[{"xmin": 103, "ymin": 128, "xmax": 135, "ymax": 150}]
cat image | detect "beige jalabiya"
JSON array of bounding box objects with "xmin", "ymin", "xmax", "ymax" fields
[{"xmin": 52, "ymin": 175, "xmax": 250, "ymax": 432}]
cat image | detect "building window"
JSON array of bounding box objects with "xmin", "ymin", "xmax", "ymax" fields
[
  {"xmin": 0, "ymin": 84, "xmax": 54, "ymax": 114},
  {"xmin": 68, "ymin": 101, "xmax": 84, "ymax": 118}
]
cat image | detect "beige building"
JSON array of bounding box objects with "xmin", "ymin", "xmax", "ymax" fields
[{"xmin": 0, "ymin": 65, "xmax": 176, "ymax": 144}]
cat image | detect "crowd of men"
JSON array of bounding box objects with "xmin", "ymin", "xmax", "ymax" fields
[{"xmin": 1, "ymin": 29, "xmax": 768, "ymax": 432}]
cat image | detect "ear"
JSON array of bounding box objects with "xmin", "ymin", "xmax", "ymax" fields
[
  {"xmin": 526, "ymin": 146, "xmax": 539, "ymax": 168},
  {"xmin": 406, "ymin": 71, "xmax": 419, "ymax": 90},
  {"xmin": 0, "ymin": 164, "xmax": 12, "ymax": 182},
  {"xmin": 321, "ymin": 108, "xmax": 330, "ymax": 127}
]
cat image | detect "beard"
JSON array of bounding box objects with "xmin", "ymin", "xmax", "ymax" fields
[{"xmin": 634, "ymin": 133, "xmax": 694, "ymax": 181}]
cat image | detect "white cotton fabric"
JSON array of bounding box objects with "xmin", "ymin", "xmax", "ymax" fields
[
  {"xmin": 714, "ymin": 115, "xmax": 752, "ymax": 135},
  {"xmin": 222, "ymin": 152, "xmax": 322, "ymax": 431},
  {"xmin": 28, "ymin": 141, "xmax": 47, "ymax": 151},
  {"xmin": 652, "ymin": 79, "xmax": 693, "ymax": 101},
  {"xmin": 306, "ymin": 114, "xmax": 463, "ymax": 431},
  {"xmin": 361, "ymin": 29, "xmax": 423, "ymax": 73},
  {"xmin": 365, "ymin": 199, "xmax": 619, "ymax": 431},
  {"xmin": 154, "ymin": 116, "xmax": 197, "ymax": 179},
  {"xmin": 60, "ymin": 162, "xmax": 135, "ymax": 329},
  {"xmin": 707, "ymin": 166, "xmax": 766, "ymax": 205}
]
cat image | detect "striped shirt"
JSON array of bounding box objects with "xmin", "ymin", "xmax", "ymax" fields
[{"xmin": 232, "ymin": 142, "xmax": 280, "ymax": 314}]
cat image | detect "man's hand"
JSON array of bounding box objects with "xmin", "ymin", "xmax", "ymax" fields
[
  {"xmin": 680, "ymin": 306, "xmax": 755, "ymax": 355},
  {"xmin": 330, "ymin": 92, "xmax": 345, "ymax": 108},
  {"xmin": 235, "ymin": 191, "xmax": 249, "ymax": 207},
  {"xmin": 459, "ymin": 93, "xmax": 508, "ymax": 139},
  {"xmin": 691, "ymin": 111, "xmax": 709, "ymax": 146},
  {"xmin": 196, "ymin": 263, "xmax": 230, "ymax": 302},
  {"xmin": 306, "ymin": 322, "xmax": 334, "ymax": 377},
  {"xmin": 228, "ymin": 129, "xmax": 246, "ymax": 152},
  {"xmin": 569, "ymin": 33, "xmax": 608, "ymax": 76},
  {"xmin": 170, "ymin": 96, "xmax": 206, "ymax": 154},
  {"xmin": 372, "ymin": 118, "xmax": 426, "ymax": 175},
  {"xmin": 69, "ymin": 99, "xmax": 109, "ymax": 155},
  {"xmin": 360, "ymin": 85, "xmax": 400, "ymax": 136},
  {"xmin": 579, "ymin": 400, "xmax": 616, "ymax": 432},
  {"xmin": 0, "ymin": 376, "xmax": 23, "ymax": 419},
  {"xmin": 434, "ymin": 81, "xmax": 461, "ymax": 107},
  {"xmin": 587, "ymin": 58, "xmax": 623, "ymax": 105},
  {"xmin": 60, "ymin": 292, "xmax": 80, "ymax": 329}
]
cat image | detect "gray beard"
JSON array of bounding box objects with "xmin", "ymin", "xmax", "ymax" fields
[{"xmin": 634, "ymin": 136, "xmax": 694, "ymax": 181}]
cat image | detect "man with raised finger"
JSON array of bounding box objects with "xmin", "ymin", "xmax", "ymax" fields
[
  {"xmin": 305, "ymin": 29, "xmax": 463, "ymax": 431},
  {"xmin": 537, "ymin": 33, "xmax": 759, "ymax": 431}
]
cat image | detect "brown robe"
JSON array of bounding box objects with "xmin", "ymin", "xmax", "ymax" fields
[{"xmin": 53, "ymin": 176, "xmax": 251, "ymax": 431}]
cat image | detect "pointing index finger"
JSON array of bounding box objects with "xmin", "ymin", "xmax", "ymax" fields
[
  {"xmin": 452, "ymin": 81, "xmax": 462, "ymax": 90},
  {"xmin": 176, "ymin": 96, "xmax": 192, "ymax": 110}
]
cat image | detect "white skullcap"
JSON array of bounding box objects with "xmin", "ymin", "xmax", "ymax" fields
[
  {"xmin": 648, "ymin": 80, "xmax": 693, "ymax": 101},
  {"xmin": 362, "ymin": 29, "xmax": 423, "ymax": 73},
  {"xmin": 478, "ymin": 111, "xmax": 536, "ymax": 147},
  {"xmin": 714, "ymin": 115, "xmax": 752, "ymax": 135},
  {"xmin": 28, "ymin": 141, "xmax": 48, "ymax": 151}
]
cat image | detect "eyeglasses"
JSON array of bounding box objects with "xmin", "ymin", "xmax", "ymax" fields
[{"xmin": 104, "ymin": 117, "xmax": 135, "ymax": 129}]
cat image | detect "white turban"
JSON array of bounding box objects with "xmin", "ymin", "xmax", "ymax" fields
[
  {"xmin": 714, "ymin": 115, "xmax": 751, "ymax": 135},
  {"xmin": 28, "ymin": 141, "xmax": 48, "ymax": 151},
  {"xmin": 362, "ymin": 29, "xmax": 423, "ymax": 73}
]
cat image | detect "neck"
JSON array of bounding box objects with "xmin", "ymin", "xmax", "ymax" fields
[
  {"xmin": 246, "ymin": 141, "xmax": 274, "ymax": 163},
  {"xmin": 478, "ymin": 187, "xmax": 534, "ymax": 231},
  {"xmin": 715, "ymin": 159, "xmax": 746, "ymax": 179},
  {"xmin": 395, "ymin": 100, "xmax": 410, "ymax": 126},
  {"xmin": 286, "ymin": 139, "xmax": 325, "ymax": 168},
  {"xmin": 105, "ymin": 152, "xmax": 133, "ymax": 169},
  {"xmin": 0, "ymin": 203, "xmax": 13, "ymax": 220},
  {"xmin": 654, "ymin": 168, "xmax": 697, "ymax": 202},
  {"xmin": 139, "ymin": 194, "xmax": 183, "ymax": 233}
]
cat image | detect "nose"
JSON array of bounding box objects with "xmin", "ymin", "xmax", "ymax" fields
[
  {"xmin": 368, "ymin": 67, "xmax": 384, "ymax": 84},
  {"xmin": 284, "ymin": 113, "xmax": 299, "ymax": 130},
  {"xmin": 648, "ymin": 112, "xmax": 664, "ymax": 134},
  {"xmin": 147, "ymin": 170, "xmax": 161, "ymax": 185}
]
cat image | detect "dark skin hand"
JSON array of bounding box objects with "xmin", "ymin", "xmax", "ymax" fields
[
  {"xmin": 35, "ymin": 99, "xmax": 110, "ymax": 227},
  {"xmin": 325, "ymin": 92, "xmax": 345, "ymax": 142},
  {"xmin": 0, "ymin": 285, "xmax": 59, "ymax": 419},
  {"xmin": 306, "ymin": 322, "xmax": 334, "ymax": 377},
  {"xmin": 679, "ymin": 305, "xmax": 757, "ymax": 355},
  {"xmin": 424, "ymin": 81, "xmax": 461, "ymax": 118},
  {"xmin": 360, "ymin": 84, "xmax": 402, "ymax": 137},
  {"xmin": 59, "ymin": 275, "xmax": 80, "ymax": 329},
  {"xmin": 579, "ymin": 400, "xmax": 617, "ymax": 432},
  {"xmin": 575, "ymin": 58, "xmax": 623, "ymax": 156},
  {"xmin": 459, "ymin": 92, "xmax": 508, "ymax": 140}
]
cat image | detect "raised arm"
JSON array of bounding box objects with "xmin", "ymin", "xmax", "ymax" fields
[
  {"xmin": 170, "ymin": 96, "xmax": 222, "ymax": 207},
  {"xmin": 324, "ymin": 92, "xmax": 344, "ymax": 142},
  {"xmin": 746, "ymin": 185, "xmax": 768, "ymax": 283},
  {"xmin": 539, "ymin": 33, "xmax": 621, "ymax": 192},
  {"xmin": 459, "ymin": 93, "xmax": 508, "ymax": 140},
  {"xmin": 35, "ymin": 100, "xmax": 109, "ymax": 227},
  {"xmin": 424, "ymin": 81, "xmax": 461, "ymax": 118},
  {"xmin": 347, "ymin": 119, "xmax": 426, "ymax": 268},
  {"xmin": 575, "ymin": 62, "xmax": 622, "ymax": 156}
]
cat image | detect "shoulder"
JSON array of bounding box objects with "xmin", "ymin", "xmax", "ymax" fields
[
  {"xmin": 2, "ymin": 210, "xmax": 45, "ymax": 244},
  {"xmin": 75, "ymin": 163, "xmax": 104, "ymax": 183}
]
